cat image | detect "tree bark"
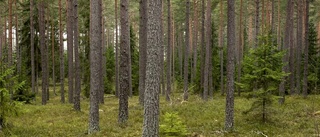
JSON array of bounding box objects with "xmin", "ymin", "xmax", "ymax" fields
[
  {"xmin": 142, "ymin": 0, "xmax": 161, "ymax": 136},
  {"xmin": 59, "ymin": 0, "xmax": 65, "ymax": 103},
  {"xmin": 67, "ymin": 0, "xmax": 74, "ymax": 103},
  {"xmin": 289, "ymin": 0, "xmax": 295, "ymax": 95},
  {"xmin": 138, "ymin": 0, "xmax": 147, "ymax": 106},
  {"xmin": 88, "ymin": 0, "xmax": 101, "ymax": 133},
  {"xmin": 118, "ymin": 0, "xmax": 129, "ymax": 124},
  {"xmin": 73, "ymin": 0, "xmax": 81, "ymax": 111},
  {"xmin": 183, "ymin": 0, "xmax": 190, "ymax": 101},
  {"xmin": 225, "ymin": 0, "xmax": 235, "ymax": 132}
]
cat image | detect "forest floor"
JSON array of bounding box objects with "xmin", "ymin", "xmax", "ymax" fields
[{"xmin": 1, "ymin": 85, "xmax": 320, "ymax": 137}]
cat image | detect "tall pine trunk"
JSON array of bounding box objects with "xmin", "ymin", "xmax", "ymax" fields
[
  {"xmin": 219, "ymin": 0, "xmax": 224, "ymax": 95},
  {"xmin": 67, "ymin": 0, "xmax": 74, "ymax": 103},
  {"xmin": 115, "ymin": 0, "xmax": 119, "ymax": 98},
  {"xmin": 39, "ymin": 0, "xmax": 48, "ymax": 105},
  {"xmin": 88, "ymin": 0, "xmax": 101, "ymax": 133},
  {"xmin": 30, "ymin": 0, "xmax": 35, "ymax": 94},
  {"xmin": 184, "ymin": 0, "xmax": 190, "ymax": 101},
  {"xmin": 138, "ymin": 0, "xmax": 147, "ymax": 106},
  {"xmin": 303, "ymin": 0, "xmax": 309, "ymax": 98},
  {"xmin": 59, "ymin": 0, "xmax": 65, "ymax": 103},
  {"xmin": 225, "ymin": 0, "xmax": 235, "ymax": 131},
  {"xmin": 118, "ymin": 0, "xmax": 129, "ymax": 124},
  {"xmin": 166, "ymin": 0, "xmax": 172, "ymax": 102},
  {"xmin": 296, "ymin": 0, "xmax": 303, "ymax": 94},
  {"xmin": 203, "ymin": 0, "xmax": 212, "ymax": 101},
  {"xmin": 73, "ymin": 0, "xmax": 81, "ymax": 111},
  {"xmin": 142, "ymin": 0, "xmax": 162, "ymax": 136}
]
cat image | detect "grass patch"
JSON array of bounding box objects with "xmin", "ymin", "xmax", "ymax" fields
[{"xmin": 1, "ymin": 86, "xmax": 320, "ymax": 136}]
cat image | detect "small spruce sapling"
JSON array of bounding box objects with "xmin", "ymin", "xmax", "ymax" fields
[{"xmin": 237, "ymin": 34, "xmax": 288, "ymax": 122}]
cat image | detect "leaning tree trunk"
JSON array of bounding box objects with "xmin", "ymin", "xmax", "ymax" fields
[{"xmin": 225, "ymin": 0, "xmax": 235, "ymax": 132}]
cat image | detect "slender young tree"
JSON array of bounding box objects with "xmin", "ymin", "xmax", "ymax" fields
[
  {"xmin": 30, "ymin": 0, "xmax": 35, "ymax": 94},
  {"xmin": 118, "ymin": 0, "xmax": 129, "ymax": 124},
  {"xmin": 225, "ymin": 0, "xmax": 235, "ymax": 131},
  {"xmin": 59, "ymin": 0, "xmax": 65, "ymax": 103},
  {"xmin": 184, "ymin": 0, "xmax": 190, "ymax": 101},
  {"xmin": 142, "ymin": 0, "xmax": 162, "ymax": 136},
  {"xmin": 138, "ymin": 0, "xmax": 147, "ymax": 106},
  {"xmin": 67, "ymin": 0, "xmax": 74, "ymax": 103},
  {"xmin": 88, "ymin": 0, "xmax": 101, "ymax": 133},
  {"xmin": 73, "ymin": 0, "xmax": 80, "ymax": 111}
]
